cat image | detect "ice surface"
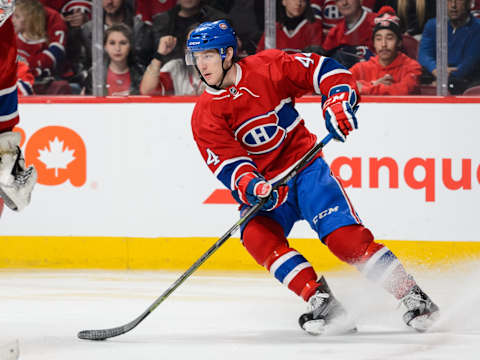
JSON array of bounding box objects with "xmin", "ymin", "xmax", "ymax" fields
[{"xmin": 1, "ymin": 264, "xmax": 480, "ymax": 360}]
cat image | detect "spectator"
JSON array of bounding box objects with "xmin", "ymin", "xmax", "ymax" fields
[
  {"xmin": 135, "ymin": 0, "xmax": 176, "ymax": 24},
  {"xmin": 152, "ymin": 0, "xmax": 228, "ymax": 63},
  {"xmin": 38, "ymin": 0, "xmax": 92, "ymax": 90},
  {"xmin": 350, "ymin": 6, "xmax": 422, "ymax": 95},
  {"xmin": 38, "ymin": 0, "xmax": 91, "ymax": 24},
  {"xmin": 83, "ymin": 24, "xmax": 143, "ymax": 95},
  {"xmin": 311, "ymin": 0, "xmax": 376, "ymax": 35},
  {"xmin": 140, "ymin": 26, "xmax": 205, "ymax": 96},
  {"xmin": 322, "ymin": 0, "xmax": 377, "ymax": 68},
  {"xmin": 256, "ymin": 0, "xmax": 323, "ymax": 53},
  {"xmin": 374, "ymin": 0, "xmax": 436, "ymax": 37},
  {"xmin": 418, "ymin": 0, "xmax": 480, "ymax": 94},
  {"xmin": 227, "ymin": 0, "xmax": 263, "ymax": 55},
  {"xmin": 12, "ymin": 0, "xmax": 71, "ymax": 94},
  {"xmin": 72, "ymin": 0, "xmax": 154, "ymax": 75}
]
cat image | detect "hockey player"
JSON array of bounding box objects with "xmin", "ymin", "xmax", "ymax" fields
[
  {"xmin": 0, "ymin": 0, "xmax": 37, "ymax": 213},
  {"xmin": 188, "ymin": 20, "xmax": 439, "ymax": 335}
]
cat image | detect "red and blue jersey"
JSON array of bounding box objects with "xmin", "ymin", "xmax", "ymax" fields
[
  {"xmin": 191, "ymin": 49, "xmax": 358, "ymax": 194},
  {"xmin": 0, "ymin": 18, "xmax": 20, "ymax": 133},
  {"xmin": 16, "ymin": 6, "xmax": 67, "ymax": 77},
  {"xmin": 256, "ymin": 18, "xmax": 324, "ymax": 53},
  {"xmin": 38, "ymin": 0, "xmax": 92, "ymax": 16}
]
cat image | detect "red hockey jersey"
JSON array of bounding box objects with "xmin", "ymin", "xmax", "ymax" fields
[
  {"xmin": 38, "ymin": 0, "xmax": 91, "ymax": 16},
  {"xmin": 191, "ymin": 49, "xmax": 358, "ymax": 190},
  {"xmin": 322, "ymin": 9, "xmax": 377, "ymax": 52},
  {"xmin": 256, "ymin": 18, "xmax": 324, "ymax": 52},
  {"xmin": 0, "ymin": 18, "xmax": 20, "ymax": 132},
  {"xmin": 311, "ymin": 0, "xmax": 376, "ymax": 34},
  {"xmin": 16, "ymin": 6, "xmax": 67, "ymax": 77},
  {"xmin": 135, "ymin": 0, "xmax": 176, "ymax": 24}
]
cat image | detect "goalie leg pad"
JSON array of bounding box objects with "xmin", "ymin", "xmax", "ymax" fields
[{"xmin": 242, "ymin": 216, "xmax": 317, "ymax": 297}]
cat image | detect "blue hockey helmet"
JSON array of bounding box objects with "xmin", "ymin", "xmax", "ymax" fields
[{"xmin": 185, "ymin": 20, "xmax": 237, "ymax": 65}]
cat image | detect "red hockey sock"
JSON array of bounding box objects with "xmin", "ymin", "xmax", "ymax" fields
[
  {"xmin": 325, "ymin": 225, "xmax": 416, "ymax": 299},
  {"xmin": 242, "ymin": 216, "xmax": 317, "ymax": 300}
]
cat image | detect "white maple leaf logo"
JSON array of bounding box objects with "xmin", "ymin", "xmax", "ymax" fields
[{"xmin": 37, "ymin": 137, "xmax": 76, "ymax": 177}]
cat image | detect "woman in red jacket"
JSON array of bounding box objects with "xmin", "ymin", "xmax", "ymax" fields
[{"xmin": 349, "ymin": 6, "xmax": 422, "ymax": 95}]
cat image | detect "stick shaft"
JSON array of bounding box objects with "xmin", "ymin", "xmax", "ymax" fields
[{"xmin": 78, "ymin": 134, "xmax": 333, "ymax": 340}]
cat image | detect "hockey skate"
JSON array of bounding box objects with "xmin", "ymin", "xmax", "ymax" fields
[
  {"xmin": 298, "ymin": 276, "xmax": 356, "ymax": 335},
  {"xmin": 401, "ymin": 285, "xmax": 439, "ymax": 332}
]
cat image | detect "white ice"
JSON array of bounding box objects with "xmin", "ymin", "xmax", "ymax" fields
[{"xmin": 1, "ymin": 265, "xmax": 480, "ymax": 360}]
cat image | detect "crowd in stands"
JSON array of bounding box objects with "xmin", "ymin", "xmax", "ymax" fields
[{"xmin": 11, "ymin": 0, "xmax": 480, "ymax": 96}]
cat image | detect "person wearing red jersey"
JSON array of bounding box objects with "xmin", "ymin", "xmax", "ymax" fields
[
  {"xmin": 83, "ymin": 24, "xmax": 143, "ymax": 95},
  {"xmin": 311, "ymin": 0, "xmax": 376, "ymax": 35},
  {"xmin": 38, "ymin": 0, "xmax": 91, "ymax": 85},
  {"xmin": 0, "ymin": 0, "xmax": 37, "ymax": 213},
  {"xmin": 256, "ymin": 0, "xmax": 323, "ymax": 53},
  {"xmin": 349, "ymin": 7, "xmax": 421, "ymax": 95},
  {"xmin": 12, "ymin": 0, "xmax": 67, "ymax": 79},
  {"xmin": 135, "ymin": 0, "xmax": 176, "ymax": 25},
  {"xmin": 322, "ymin": 0, "xmax": 377, "ymax": 67},
  {"xmin": 187, "ymin": 20, "xmax": 439, "ymax": 335},
  {"xmin": 38, "ymin": 0, "xmax": 91, "ymax": 25}
]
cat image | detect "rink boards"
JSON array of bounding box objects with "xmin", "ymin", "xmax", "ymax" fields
[{"xmin": 1, "ymin": 96, "xmax": 479, "ymax": 270}]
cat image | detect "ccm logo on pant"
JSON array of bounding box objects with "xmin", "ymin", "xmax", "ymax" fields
[{"xmin": 313, "ymin": 206, "xmax": 339, "ymax": 224}]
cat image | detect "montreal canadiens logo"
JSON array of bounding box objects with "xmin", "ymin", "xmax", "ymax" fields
[{"xmin": 235, "ymin": 112, "xmax": 286, "ymax": 155}]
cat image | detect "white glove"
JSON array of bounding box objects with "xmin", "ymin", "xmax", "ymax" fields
[
  {"xmin": 0, "ymin": 132, "xmax": 37, "ymax": 211},
  {"xmin": 0, "ymin": 0, "xmax": 15, "ymax": 27}
]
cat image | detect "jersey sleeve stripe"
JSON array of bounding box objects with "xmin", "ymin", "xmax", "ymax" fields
[
  {"xmin": 17, "ymin": 80, "xmax": 33, "ymax": 95},
  {"xmin": 313, "ymin": 56, "xmax": 325, "ymax": 94},
  {"xmin": 42, "ymin": 50, "xmax": 57, "ymax": 66},
  {"xmin": 315, "ymin": 57, "xmax": 351, "ymax": 93},
  {"xmin": 0, "ymin": 111, "xmax": 19, "ymax": 122},
  {"xmin": 320, "ymin": 68, "xmax": 352, "ymax": 85},
  {"xmin": 216, "ymin": 158, "xmax": 257, "ymax": 190},
  {"xmin": 0, "ymin": 86, "xmax": 18, "ymax": 121},
  {"xmin": 0, "ymin": 84, "xmax": 16, "ymax": 96}
]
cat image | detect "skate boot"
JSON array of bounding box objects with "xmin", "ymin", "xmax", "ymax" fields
[
  {"xmin": 401, "ymin": 285, "xmax": 439, "ymax": 332},
  {"xmin": 298, "ymin": 276, "xmax": 356, "ymax": 335}
]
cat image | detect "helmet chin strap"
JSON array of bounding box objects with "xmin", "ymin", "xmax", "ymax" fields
[{"xmin": 195, "ymin": 60, "xmax": 233, "ymax": 91}]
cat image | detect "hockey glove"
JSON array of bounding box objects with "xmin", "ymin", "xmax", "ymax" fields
[
  {"xmin": 0, "ymin": 0, "xmax": 14, "ymax": 27},
  {"xmin": 0, "ymin": 132, "xmax": 37, "ymax": 211},
  {"xmin": 235, "ymin": 172, "xmax": 288, "ymax": 211},
  {"xmin": 323, "ymin": 88, "xmax": 358, "ymax": 142}
]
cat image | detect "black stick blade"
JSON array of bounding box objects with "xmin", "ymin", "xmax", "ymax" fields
[{"xmin": 77, "ymin": 325, "xmax": 131, "ymax": 341}]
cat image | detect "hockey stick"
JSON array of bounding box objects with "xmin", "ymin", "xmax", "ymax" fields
[{"xmin": 78, "ymin": 133, "xmax": 334, "ymax": 341}]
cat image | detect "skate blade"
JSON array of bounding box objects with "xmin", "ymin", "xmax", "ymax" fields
[
  {"xmin": 0, "ymin": 340, "xmax": 19, "ymax": 360},
  {"xmin": 303, "ymin": 317, "xmax": 357, "ymax": 336},
  {"xmin": 409, "ymin": 311, "xmax": 440, "ymax": 332}
]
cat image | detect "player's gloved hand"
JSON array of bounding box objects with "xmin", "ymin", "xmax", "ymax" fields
[
  {"xmin": 0, "ymin": 132, "xmax": 37, "ymax": 211},
  {"xmin": 235, "ymin": 172, "xmax": 288, "ymax": 211},
  {"xmin": 322, "ymin": 88, "xmax": 358, "ymax": 142},
  {"xmin": 0, "ymin": 0, "xmax": 15, "ymax": 27}
]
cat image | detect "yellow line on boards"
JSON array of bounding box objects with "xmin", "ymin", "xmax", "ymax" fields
[{"xmin": 1, "ymin": 236, "xmax": 479, "ymax": 270}]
